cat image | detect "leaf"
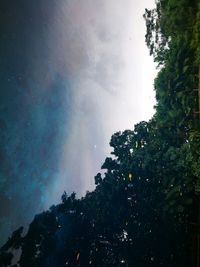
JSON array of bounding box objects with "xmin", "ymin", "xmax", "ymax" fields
[
  {"xmin": 165, "ymin": 185, "xmax": 181, "ymax": 200},
  {"xmin": 183, "ymin": 65, "xmax": 189, "ymax": 73}
]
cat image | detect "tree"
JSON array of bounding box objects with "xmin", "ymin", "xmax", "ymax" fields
[{"xmin": 1, "ymin": 1, "xmax": 199, "ymax": 266}]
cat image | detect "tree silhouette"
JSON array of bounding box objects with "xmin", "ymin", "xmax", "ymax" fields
[{"xmin": 1, "ymin": 0, "xmax": 200, "ymax": 266}]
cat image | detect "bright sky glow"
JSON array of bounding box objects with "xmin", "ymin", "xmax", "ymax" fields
[{"xmin": 43, "ymin": 0, "xmax": 157, "ymax": 204}]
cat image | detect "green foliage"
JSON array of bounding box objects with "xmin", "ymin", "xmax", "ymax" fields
[
  {"xmin": 144, "ymin": 0, "xmax": 198, "ymax": 65},
  {"xmin": 191, "ymin": 3, "xmax": 200, "ymax": 63},
  {"xmin": 0, "ymin": 0, "xmax": 200, "ymax": 266}
]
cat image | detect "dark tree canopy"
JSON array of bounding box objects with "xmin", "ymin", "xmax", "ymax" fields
[{"xmin": 1, "ymin": 0, "xmax": 200, "ymax": 266}]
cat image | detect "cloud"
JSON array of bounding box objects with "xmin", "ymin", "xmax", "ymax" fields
[
  {"xmin": 43, "ymin": 0, "xmax": 157, "ymax": 202},
  {"xmin": 0, "ymin": 0, "xmax": 157, "ymax": 245}
]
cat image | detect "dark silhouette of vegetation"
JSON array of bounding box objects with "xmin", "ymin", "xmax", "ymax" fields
[{"xmin": 1, "ymin": 0, "xmax": 200, "ymax": 266}]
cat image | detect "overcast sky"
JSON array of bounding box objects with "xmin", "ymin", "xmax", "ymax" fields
[
  {"xmin": 0, "ymin": 0, "xmax": 156, "ymax": 245},
  {"xmin": 49, "ymin": 0, "xmax": 157, "ymax": 201}
]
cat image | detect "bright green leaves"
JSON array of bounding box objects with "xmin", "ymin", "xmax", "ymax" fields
[{"xmin": 144, "ymin": 0, "xmax": 198, "ymax": 66}]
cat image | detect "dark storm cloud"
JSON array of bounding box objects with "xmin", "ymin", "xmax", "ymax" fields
[
  {"xmin": 0, "ymin": 0, "xmax": 74, "ymax": 245},
  {"xmin": 0, "ymin": 0, "xmax": 156, "ymax": 246}
]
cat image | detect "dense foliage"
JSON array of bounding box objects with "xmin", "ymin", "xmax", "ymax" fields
[{"xmin": 1, "ymin": 0, "xmax": 200, "ymax": 266}]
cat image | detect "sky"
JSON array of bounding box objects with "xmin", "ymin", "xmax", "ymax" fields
[{"xmin": 0, "ymin": 0, "xmax": 157, "ymax": 246}]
